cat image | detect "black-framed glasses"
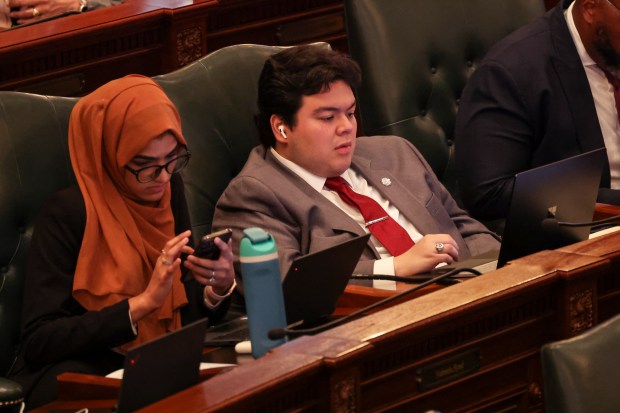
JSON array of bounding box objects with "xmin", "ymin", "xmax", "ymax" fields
[
  {"xmin": 607, "ymin": 0, "xmax": 620, "ymax": 13},
  {"xmin": 125, "ymin": 151, "xmax": 191, "ymax": 183}
]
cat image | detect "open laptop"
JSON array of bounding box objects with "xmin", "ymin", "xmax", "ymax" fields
[
  {"xmin": 434, "ymin": 148, "xmax": 607, "ymax": 274},
  {"xmin": 115, "ymin": 318, "xmax": 209, "ymax": 413},
  {"xmin": 282, "ymin": 233, "xmax": 372, "ymax": 325},
  {"xmin": 203, "ymin": 233, "xmax": 371, "ymax": 345}
]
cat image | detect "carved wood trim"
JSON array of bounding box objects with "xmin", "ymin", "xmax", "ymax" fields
[
  {"xmin": 569, "ymin": 288, "xmax": 594, "ymax": 334},
  {"xmin": 176, "ymin": 26, "xmax": 203, "ymax": 67},
  {"xmin": 332, "ymin": 374, "xmax": 358, "ymax": 413}
]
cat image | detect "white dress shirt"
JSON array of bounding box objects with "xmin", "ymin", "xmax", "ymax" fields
[{"xmin": 566, "ymin": 2, "xmax": 620, "ymax": 188}]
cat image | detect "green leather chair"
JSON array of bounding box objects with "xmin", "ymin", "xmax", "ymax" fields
[
  {"xmin": 0, "ymin": 92, "xmax": 76, "ymax": 412},
  {"xmin": 541, "ymin": 313, "xmax": 620, "ymax": 413},
  {"xmin": 154, "ymin": 44, "xmax": 293, "ymax": 238},
  {"xmin": 344, "ymin": 0, "xmax": 545, "ymax": 204},
  {"xmin": 0, "ymin": 43, "xmax": 301, "ymax": 409}
]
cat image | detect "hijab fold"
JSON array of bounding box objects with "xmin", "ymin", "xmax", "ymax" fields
[{"xmin": 69, "ymin": 75, "xmax": 188, "ymax": 350}]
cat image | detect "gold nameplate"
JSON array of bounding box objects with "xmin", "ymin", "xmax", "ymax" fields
[{"xmin": 415, "ymin": 349, "xmax": 481, "ymax": 391}]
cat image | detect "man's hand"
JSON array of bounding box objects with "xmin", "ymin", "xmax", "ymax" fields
[
  {"xmin": 9, "ymin": 0, "xmax": 81, "ymax": 24},
  {"xmin": 393, "ymin": 234, "xmax": 459, "ymax": 276}
]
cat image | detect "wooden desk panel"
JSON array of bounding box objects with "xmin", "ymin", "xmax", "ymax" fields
[
  {"xmin": 204, "ymin": 0, "xmax": 347, "ymax": 52},
  {"xmin": 30, "ymin": 232, "xmax": 620, "ymax": 412},
  {"xmin": 0, "ymin": 0, "xmax": 345, "ymax": 96},
  {"xmin": 138, "ymin": 238, "xmax": 618, "ymax": 413},
  {"xmin": 0, "ymin": 2, "xmax": 174, "ymax": 93}
]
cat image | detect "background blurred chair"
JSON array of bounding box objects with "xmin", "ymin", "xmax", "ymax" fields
[
  {"xmin": 155, "ymin": 44, "xmax": 296, "ymax": 238},
  {"xmin": 541, "ymin": 313, "xmax": 620, "ymax": 413},
  {"xmin": 344, "ymin": 0, "xmax": 545, "ymax": 204},
  {"xmin": 0, "ymin": 92, "xmax": 76, "ymax": 412},
  {"xmin": 0, "ymin": 42, "xmax": 307, "ymax": 409}
]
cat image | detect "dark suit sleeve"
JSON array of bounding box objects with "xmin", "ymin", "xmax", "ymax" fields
[
  {"xmin": 19, "ymin": 188, "xmax": 137, "ymax": 370},
  {"xmin": 455, "ymin": 61, "xmax": 536, "ymax": 219},
  {"xmin": 20, "ymin": 179, "xmax": 228, "ymax": 370}
]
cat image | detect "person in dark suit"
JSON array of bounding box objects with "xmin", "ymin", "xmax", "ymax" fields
[
  {"xmin": 9, "ymin": 75, "xmax": 235, "ymax": 409},
  {"xmin": 455, "ymin": 0, "xmax": 620, "ymax": 220},
  {"xmin": 213, "ymin": 45, "xmax": 499, "ymax": 290}
]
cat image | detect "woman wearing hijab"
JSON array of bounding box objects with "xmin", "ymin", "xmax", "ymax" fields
[{"xmin": 9, "ymin": 75, "xmax": 235, "ymax": 409}]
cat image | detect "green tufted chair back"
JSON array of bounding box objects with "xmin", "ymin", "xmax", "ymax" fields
[
  {"xmin": 0, "ymin": 43, "xmax": 299, "ymax": 378},
  {"xmin": 344, "ymin": 0, "xmax": 545, "ymax": 203},
  {"xmin": 541, "ymin": 313, "xmax": 620, "ymax": 413},
  {"xmin": 0, "ymin": 94, "xmax": 77, "ymax": 375},
  {"xmin": 154, "ymin": 44, "xmax": 295, "ymax": 238}
]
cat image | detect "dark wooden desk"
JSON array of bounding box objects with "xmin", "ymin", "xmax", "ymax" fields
[
  {"xmin": 0, "ymin": 0, "xmax": 346, "ymax": 96},
  {"xmin": 32, "ymin": 205, "xmax": 620, "ymax": 412}
]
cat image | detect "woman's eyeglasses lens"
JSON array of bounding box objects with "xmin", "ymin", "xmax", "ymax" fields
[{"xmin": 133, "ymin": 152, "xmax": 191, "ymax": 183}]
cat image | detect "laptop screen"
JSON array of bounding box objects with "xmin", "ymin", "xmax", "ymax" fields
[
  {"xmin": 282, "ymin": 233, "xmax": 371, "ymax": 325},
  {"xmin": 497, "ymin": 147, "xmax": 606, "ymax": 267},
  {"xmin": 116, "ymin": 318, "xmax": 208, "ymax": 413}
]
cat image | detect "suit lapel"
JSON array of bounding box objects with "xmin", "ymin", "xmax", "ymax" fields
[
  {"xmin": 265, "ymin": 149, "xmax": 368, "ymax": 238},
  {"xmin": 549, "ymin": 3, "xmax": 610, "ymax": 185},
  {"xmin": 351, "ymin": 155, "xmax": 438, "ymax": 236}
]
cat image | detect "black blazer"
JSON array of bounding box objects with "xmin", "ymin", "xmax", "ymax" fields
[
  {"xmin": 455, "ymin": 0, "xmax": 609, "ymax": 219},
  {"xmin": 10, "ymin": 175, "xmax": 229, "ymax": 406}
]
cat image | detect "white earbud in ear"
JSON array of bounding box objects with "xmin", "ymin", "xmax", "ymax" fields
[{"xmin": 279, "ymin": 126, "xmax": 287, "ymax": 139}]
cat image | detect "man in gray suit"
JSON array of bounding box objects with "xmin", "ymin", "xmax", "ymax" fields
[{"xmin": 213, "ymin": 46, "xmax": 499, "ymax": 287}]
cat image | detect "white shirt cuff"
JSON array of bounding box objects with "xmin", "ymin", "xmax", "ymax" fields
[
  {"xmin": 128, "ymin": 309, "xmax": 138, "ymax": 336},
  {"xmin": 203, "ymin": 279, "xmax": 237, "ymax": 309},
  {"xmin": 372, "ymin": 258, "xmax": 397, "ymax": 290}
]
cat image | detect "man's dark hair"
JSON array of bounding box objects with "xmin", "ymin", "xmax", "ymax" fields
[{"xmin": 256, "ymin": 45, "xmax": 362, "ymax": 147}]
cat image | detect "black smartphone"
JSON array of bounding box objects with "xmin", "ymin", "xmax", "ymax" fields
[{"xmin": 194, "ymin": 228, "xmax": 233, "ymax": 260}]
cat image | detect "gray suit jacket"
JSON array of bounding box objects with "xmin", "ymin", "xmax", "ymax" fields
[{"xmin": 214, "ymin": 136, "xmax": 500, "ymax": 281}]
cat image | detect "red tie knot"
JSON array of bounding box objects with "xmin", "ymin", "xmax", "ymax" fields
[{"xmin": 325, "ymin": 176, "xmax": 348, "ymax": 191}]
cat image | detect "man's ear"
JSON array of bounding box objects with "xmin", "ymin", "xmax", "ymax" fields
[
  {"xmin": 270, "ymin": 115, "xmax": 288, "ymax": 144},
  {"xmin": 579, "ymin": 0, "xmax": 599, "ymax": 25}
]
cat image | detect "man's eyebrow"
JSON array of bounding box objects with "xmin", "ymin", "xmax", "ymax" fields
[
  {"xmin": 312, "ymin": 101, "xmax": 357, "ymax": 114},
  {"xmin": 131, "ymin": 146, "xmax": 179, "ymax": 162}
]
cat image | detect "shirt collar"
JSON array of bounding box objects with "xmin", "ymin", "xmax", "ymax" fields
[
  {"xmin": 269, "ymin": 147, "xmax": 353, "ymax": 191},
  {"xmin": 565, "ymin": 1, "xmax": 597, "ymax": 68}
]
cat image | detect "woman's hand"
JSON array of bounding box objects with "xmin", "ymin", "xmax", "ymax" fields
[
  {"xmin": 393, "ymin": 234, "xmax": 459, "ymax": 276},
  {"xmin": 9, "ymin": 0, "xmax": 82, "ymax": 24},
  {"xmin": 128, "ymin": 230, "xmax": 191, "ymax": 322},
  {"xmin": 184, "ymin": 237, "xmax": 235, "ymax": 295}
]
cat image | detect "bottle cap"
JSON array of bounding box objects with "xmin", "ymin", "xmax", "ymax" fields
[{"xmin": 240, "ymin": 227, "xmax": 277, "ymax": 258}]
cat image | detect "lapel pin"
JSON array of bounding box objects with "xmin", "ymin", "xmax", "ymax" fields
[{"xmin": 381, "ymin": 177, "xmax": 392, "ymax": 187}]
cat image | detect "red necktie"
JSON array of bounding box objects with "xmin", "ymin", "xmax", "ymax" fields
[
  {"xmin": 603, "ymin": 70, "xmax": 620, "ymax": 123},
  {"xmin": 325, "ymin": 177, "xmax": 415, "ymax": 256}
]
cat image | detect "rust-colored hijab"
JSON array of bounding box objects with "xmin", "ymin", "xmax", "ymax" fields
[{"xmin": 69, "ymin": 75, "xmax": 188, "ymax": 350}]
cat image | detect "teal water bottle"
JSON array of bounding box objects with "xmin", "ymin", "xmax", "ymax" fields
[{"xmin": 239, "ymin": 227, "xmax": 287, "ymax": 358}]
